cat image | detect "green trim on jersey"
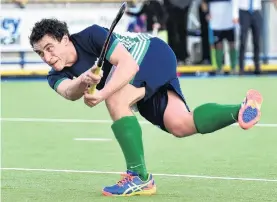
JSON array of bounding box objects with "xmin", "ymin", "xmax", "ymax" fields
[
  {"xmin": 106, "ymin": 39, "xmax": 120, "ymax": 61},
  {"xmin": 114, "ymin": 32, "xmax": 152, "ymax": 50},
  {"xmin": 106, "ymin": 33, "xmax": 152, "ymax": 62},
  {"xmin": 105, "ymin": 32, "xmax": 152, "ymax": 85},
  {"xmin": 129, "ymin": 39, "xmax": 151, "ymax": 84},
  {"xmin": 130, "ymin": 40, "xmax": 151, "ymax": 65},
  {"xmin": 54, "ymin": 78, "xmax": 67, "ymax": 91}
]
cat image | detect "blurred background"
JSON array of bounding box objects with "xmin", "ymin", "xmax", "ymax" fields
[
  {"xmin": 1, "ymin": 2, "xmax": 277, "ymax": 201},
  {"xmin": 0, "ymin": 0, "xmax": 276, "ymax": 78}
]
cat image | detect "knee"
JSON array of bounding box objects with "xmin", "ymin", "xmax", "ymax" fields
[
  {"xmin": 105, "ymin": 96, "xmax": 131, "ymax": 120},
  {"xmin": 106, "ymin": 95, "xmax": 131, "ymax": 114}
]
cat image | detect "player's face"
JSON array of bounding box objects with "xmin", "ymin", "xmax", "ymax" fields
[{"xmin": 33, "ymin": 35, "xmax": 69, "ymax": 71}]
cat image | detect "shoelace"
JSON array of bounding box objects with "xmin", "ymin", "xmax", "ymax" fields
[{"xmin": 117, "ymin": 173, "xmax": 135, "ymax": 186}]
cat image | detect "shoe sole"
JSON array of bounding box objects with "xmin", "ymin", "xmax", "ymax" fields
[
  {"xmin": 238, "ymin": 89, "xmax": 263, "ymax": 130},
  {"xmin": 102, "ymin": 186, "xmax": 157, "ymax": 197}
]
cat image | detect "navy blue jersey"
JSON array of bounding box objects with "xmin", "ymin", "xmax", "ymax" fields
[
  {"xmin": 47, "ymin": 24, "xmax": 118, "ymax": 91},
  {"xmin": 47, "ymin": 24, "xmax": 190, "ymax": 133},
  {"xmin": 47, "ymin": 25, "xmax": 153, "ymax": 91}
]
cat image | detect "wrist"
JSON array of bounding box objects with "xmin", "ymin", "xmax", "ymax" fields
[
  {"xmin": 100, "ymin": 88, "xmax": 111, "ymax": 100},
  {"xmin": 76, "ymin": 75, "xmax": 88, "ymax": 91}
]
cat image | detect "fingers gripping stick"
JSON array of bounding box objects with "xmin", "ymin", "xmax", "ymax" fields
[
  {"xmin": 88, "ymin": 65, "xmax": 102, "ymax": 94},
  {"xmin": 88, "ymin": 2, "xmax": 127, "ymax": 94}
]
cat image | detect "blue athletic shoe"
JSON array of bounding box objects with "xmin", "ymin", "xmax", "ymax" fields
[
  {"xmin": 238, "ymin": 89, "xmax": 263, "ymax": 130},
  {"xmin": 102, "ymin": 170, "xmax": 156, "ymax": 196}
]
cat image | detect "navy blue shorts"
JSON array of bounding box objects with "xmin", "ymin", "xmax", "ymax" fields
[
  {"xmin": 213, "ymin": 28, "xmax": 235, "ymax": 44},
  {"xmin": 131, "ymin": 37, "xmax": 190, "ymax": 133}
]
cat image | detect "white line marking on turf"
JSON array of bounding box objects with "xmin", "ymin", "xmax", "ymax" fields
[
  {"xmin": 0, "ymin": 118, "xmax": 114, "ymax": 123},
  {"xmin": 1, "ymin": 167, "xmax": 277, "ymax": 182},
  {"xmin": 0, "ymin": 118, "xmax": 148, "ymax": 124},
  {"xmin": 74, "ymin": 138, "xmax": 112, "ymax": 141},
  {"xmin": 1, "ymin": 118, "xmax": 276, "ymax": 128}
]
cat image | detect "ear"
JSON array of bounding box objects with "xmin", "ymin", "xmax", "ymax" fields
[{"xmin": 62, "ymin": 35, "xmax": 69, "ymax": 45}]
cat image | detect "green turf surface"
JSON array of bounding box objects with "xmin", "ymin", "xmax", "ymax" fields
[{"xmin": 1, "ymin": 77, "xmax": 277, "ymax": 201}]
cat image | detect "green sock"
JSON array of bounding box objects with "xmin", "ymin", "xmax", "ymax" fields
[
  {"xmin": 216, "ymin": 49, "xmax": 224, "ymax": 70},
  {"xmin": 111, "ymin": 116, "xmax": 148, "ymax": 180},
  {"xmin": 193, "ymin": 103, "xmax": 241, "ymax": 134},
  {"xmin": 230, "ymin": 48, "xmax": 237, "ymax": 70}
]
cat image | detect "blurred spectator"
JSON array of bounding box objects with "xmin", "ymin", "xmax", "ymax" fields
[
  {"xmin": 125, "ymin": 0, "xmax": 166, "ymax": 35},
  {"xmin": 12, "ymin": 0, "xmax": 28, "ymax": 8},
  {"xmin": 202, "ymin": 0, "xmax": 237, "ymax": 74},
  {"xmin": 164, "ymin": 0, "xmax": 193, "ymax": 65},
  {"xmin": 233, "ymin": 0, "xmax": 262, "ymax": 75},
  {"xmin": 197, "ymin": 0, "xmax": 211, "ymax": 64},
  {"xmin": 127, "ymin": 14, "xmax": 147, "ymax": 33}
]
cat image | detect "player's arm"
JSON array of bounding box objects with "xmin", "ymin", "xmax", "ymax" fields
[
  {"xmin": 55, "ymin": 77, "xmax": 87, "ymax": 101},
  {"xmin": 101, "ymin": 43, "xmax": 139, "ymax": 99},
  {"xmin": 88, "ymin": 25, "xmax": 139, "ymax": 99},
  {"xmin": 49, "ymin": 68, "xmax": 102, "ymax": 101}
]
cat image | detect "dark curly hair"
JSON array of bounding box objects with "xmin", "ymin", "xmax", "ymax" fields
[{"xmin": 29, "ymin": 18, "xmax": 70, "ymax": 47}]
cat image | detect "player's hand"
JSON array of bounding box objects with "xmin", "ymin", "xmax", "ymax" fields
[
  {"xmin": 83, "ymin": 89, "xmax": 105, "ymax": 107},
  {"xmin": 80, "ymin": 66, "xmax": 103, "ymax": 85},
  {"xmin": 233, "ymin": 18, "xmax": 239, "ymax": 24}
]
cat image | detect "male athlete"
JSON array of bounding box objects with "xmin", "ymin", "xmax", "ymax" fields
[
  {"xmin": 202, "ymin": 0, "xmax": 238, "ymax": 74},
  {"xmin": 29, "ymin": 18, "xmax": 263, "ymax": 197}
]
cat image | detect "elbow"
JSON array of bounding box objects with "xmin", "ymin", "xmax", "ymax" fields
[
  {"xmin": 131, "ymin": 63, "xmax": 139, "ymax": 78},
  {"xmin": 130, "ymin": 58, "xmax": 139, "ymax": 74},
  {"xmin": 68, "ymin": 96, "xmax": 79, "ymax": 101},
  {"xmin": 64, "ymin": 94, "xmax": 78, "ymax": 101},
  {"xmin": 67, "ymin": 94, "xmax": 83, "ymax": 101},
  {"xmin": 64, "ymin": 90, "xmax": 81, "ymax": 101},
  {"xmin": 134, "ymin": 63, "xmax": 139, "ymax": 74}
]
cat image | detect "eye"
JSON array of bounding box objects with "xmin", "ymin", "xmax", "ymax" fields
[
  {"xmin": 46, "ymin": 46, "xmax": 54, "ymax": 52},
  {"xmin": 37, "ymin": 51, "xmax": 44, "ymax": 57}
]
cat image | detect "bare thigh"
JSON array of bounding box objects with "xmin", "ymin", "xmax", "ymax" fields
[
  {"xmin": 163, "ymin": 91, "xmax": 197, "ymax": 137},
  {"xmin": 105, "ymin": 84, "xmax": 145, "ymax": 121}
]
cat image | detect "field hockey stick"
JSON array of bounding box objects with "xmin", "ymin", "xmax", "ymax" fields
[{"xmin": 88, "ymin": 2, "xmax": 127, "ymax": 94}]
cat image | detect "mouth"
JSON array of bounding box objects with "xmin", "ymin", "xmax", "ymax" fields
[{"xmin": 50, "ymin": 61, "xmax": 58, "ymax": 66}]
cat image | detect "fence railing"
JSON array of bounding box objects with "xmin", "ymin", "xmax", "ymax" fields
[{"xmin": 1, "ymin": 0, "xmax": 276, "ymax": 69}]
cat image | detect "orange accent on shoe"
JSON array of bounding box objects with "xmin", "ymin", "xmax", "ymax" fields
[
  {"xmin": 238, "ymin": 89, "xmax": 263, "ymax": 130},
  {"xmin": 102, "ymin": 191, "xmax": 113, "ymax": 196},
  {"xmin": 116, "ymin": 173, "xmax": 135, "ymax": 186}
]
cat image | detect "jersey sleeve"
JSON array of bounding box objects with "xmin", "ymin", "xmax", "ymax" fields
[
  {"xmin": 87, "ymin": 24, "xmax": 120, "ymax": 61},
  {"xmin": 47, "ymin": 69, "xmax": 72, "ymax": 91}
]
